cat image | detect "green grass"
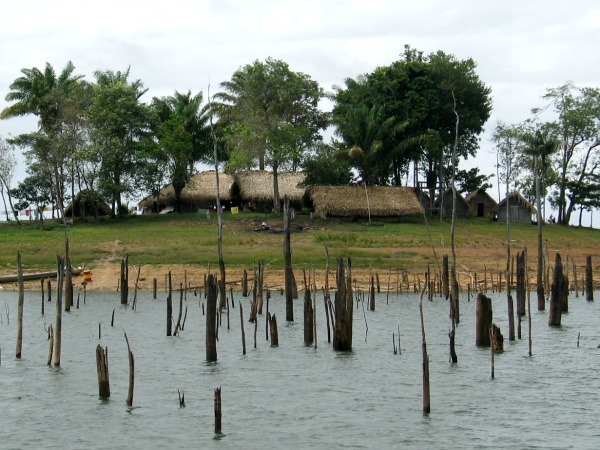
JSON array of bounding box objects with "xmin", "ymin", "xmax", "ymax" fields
[{"xmin": 1, "ymin": 212, "xmax": 598, "ymax": 274}]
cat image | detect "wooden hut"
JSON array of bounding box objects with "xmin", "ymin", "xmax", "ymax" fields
[
  {"xmin": 304, "ymin": 185, "xmax": 424, "ymax": 220},
  {"xmin": 232, "ymin": 171, "xmax": 306, "ymax": 212},
  {"xmin": 465, "ymin": 188, "xmax": 498, "ymax": 218},
  {"xmin": 434, "ymin": 189, "xmax": 471, "ymax": 218},
  {"xmin": 497, "ymin": 191, "xmax": 537, "ymax": 224},
  {"xmin": 138, "ymin": 171, "xmax": 235, "ymax": 213},
  {"xmin": 64, "ymin": 190, "xmax": 112, "ymax": 218}
]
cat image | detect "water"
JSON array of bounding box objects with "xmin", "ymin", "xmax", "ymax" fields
[{"xmin": 1, "ymin": 288, "xmax": 600, "ymax": 449}]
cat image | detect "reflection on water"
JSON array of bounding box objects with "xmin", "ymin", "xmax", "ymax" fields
[{"xmin": 1, "ymin": 288, "xmax": 600, "ymax": 449}]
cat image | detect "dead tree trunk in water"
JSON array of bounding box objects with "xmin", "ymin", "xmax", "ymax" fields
[
  {"xmin": 120, "ymin": 256, "xmax": 129, "ymax": 305},
  {"xmin": 586, "ymin": 255, "xmax": 593, "ymax": 301},
  {"xmin": 333, "ymin": 257, "xmax": 353, "ymax": 351},
  {"xmin": 64, "ymin": 230, "xmax": 73, "ymax": 312},
  {"xmin": 16, "ymin": 252, "xmax": 24, "ymax": 359},
  {"xmin": 166, "ymin": 272, "xmax": 173, "ymax": 336},
  {"xmin": 96, "ymin": 344, "xmax": 110, "ymax": 398},
  {"xmin": 239, "ymin": 301, "xmax": 246, "ymax": 355},
  {"xmin": 303, "ymin": 272, "xmax": 314, "ymax": 345},
  {"xmin": 242, "ymin": 269, "xmax": 248, "ymax": 297},
  {"xmin": 548, "ymin": 253, "xmax": 566, "ymax": 327},
  {"xmin": 54, "ymin": 255, "xmax": 64, "ymax": 366},
  {"xmin": 214, "ymin": 386, "xmax": 222, "ymax": 434},
  {"xmin": 442, "ymin": 255, "xmax": 449, "ymax": 300},
  {"xmin": 476, "ymin": 293, "xmax": 493, "ymax": 347},
  {"xmin": 124, "ymin": 332, "xmax": 134, "ymax": 406},
  {"xmin": 269, "ymin": 313, "xmax": 279, "ymax": 347},
  {"xmin": 516, "ymin": 250, "xmax": 526, "ymax": 317},
  {"xmin": 205, "ymin": 274, "xmax": 218, "ymax": 361},
  {"xmin": 507, "ymin": 294, "xmax": 515, "ymax": 341},
  {"xmin": 284, "ymin": 196, "xmax": 296, "ymax": 322},
  {"xmin": 419, "ymin": 286, "xmax": 430, "ymax": 414}
]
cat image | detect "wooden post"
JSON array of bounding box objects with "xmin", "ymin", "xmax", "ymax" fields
[
  {"xmin": 54, "ymin": 255, "xmax": 64, "ymax": 366},
  {"xmin": 269, "ymin": 313, "xmax": 278, "ymax": 347},
  {"xmin": 152, "ymin": 278, "xmax": 157, "ymax": 299},
  {"xmin": 132, "ymin": 264, "xmax": 141, "ymax": 310},
  {"xmin": 442, "ymin": 255, "xmax": 449, "ymax": 300},
  {"xmin": 419, "ymin": 286, "xmax": 430, "ymax": 414},
  {"xmin": 369, "ymin": 276, "xmax": 375, "ymax": 311},
  {"xmin": 491, "ymin": 323, "xmax": 504, "ymax": 352},
  {"xmin": 284, "ymin": 197, "xmax": 295, "ymax": 322},
  {"xmin": 304, "ymin": 279, "xmax": 314, "ymax": 345},
  {"xmin": 333, "ymin": 257, "xmax": 353, "ymax": 351},
  {"xmin": 573, "ymin": 262, "xmax": 579, "ymax": 298},
  {"xmin": 206, "ymin": 274, "xmax": 218, "ymax": 361},
  {"xmin": 174, "ymin": 287, "xmax": 184, "ymax": 335},
  {"xmin": 124, "ymin": 332, "xmax": 134, "ymax": 406},
  {"xmin": 507, "ymin": 294, "xmax": 515, "ymax": 341},
  {"xmin": 120, "ymin": 256, "xmax": 129, "ymax": 305},
  {"xmin": 242, "ymin": 269, "xmax": 248, "ymax": 297},
  {"xmin": 166, "ymin": 272, "xmax": 173, "ymax": 336},
  {"xmin": 239, "ymin": 301, "xmax": 246, "ymax": 355},
  {"xmin": 96, "ymin": 344, "xmax": 110, "ymax": 398},
  {"xmin": 47, "ymin": 324, "xmax": 54, "ymax": 365},
  {"xmin": 517, "ymin": 250, "xmax": 526, "ymax": 316},
  {"xmin": 16, "ymin": 252, "xmax": 24, "ymax": 359},
  {"xmin": 64, "ymin": 229, "xmax": 73, "ymax": 312},
  {"xmin": 586, "ymin": 255, "xmax": 593, "ymax": 301},
  {"xmin": 476, "ymin": 292, "xmax": 492, "ymax": 347},
  {"xmin": 548, "ymin": 253, "xmax": 566, "ymax": 327},
  {"xmin": 214, "ymin": 386, "xmax": 222, "ymax": 434},
  {"xmin": 41, "ymin": 278, "xmax": 45, "ymax": 315}
]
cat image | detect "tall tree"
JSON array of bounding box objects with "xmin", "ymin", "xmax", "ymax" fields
[
  {"xmin": 88, "ymin": 68, "xmax": 152, "ymax": 216},
  {"xmin": 215, "ymin": 57, "xmax": 327, "ymax": 211},
  {"xmin": 0, "ymin": 136, "xmax": 18, "ymax": 222},
  {"xmin": 1, "ymin": 61, "xmax": 84, "ymax": 220}
]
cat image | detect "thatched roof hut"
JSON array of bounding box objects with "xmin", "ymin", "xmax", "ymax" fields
[
  {"xmin": 434, "ymin": 189, "xmax": 471, "ymax": 218},
  {"xmin": 497, "ymin": 191, "xmax": 537, "ymax": 224},
  {"xmin": 65, "ymin": 190, "xmax": 112, "ymax": 218},
  {"xmin": 138, "ymin": 171, "xmax": 234, "ymax": 212},
  {"xmin": 232, "ymin": 171, "xmax": 306, "ymax": 211},
  {"xmin": 465, "ymin": 188, "xmax": 498, "ymax": 218},
  {"xmin": 304, "ymin": 185, "xmax": 424, "ymax": 219}
]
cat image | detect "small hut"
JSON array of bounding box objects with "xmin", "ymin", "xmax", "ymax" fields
[
  {"xmin": 434, "ymin": 189, "xmax": 470, "ymax": 219},
  {"xmin": 304, "ymin": 185, "xmax": 424, "ymax": 220},
  {"xmin": 232, "ymin": 171, "xmax": 306, "ymax": 212},
  {"xmin": 465, "ymin": 188, "xmax": 498, "ymax": 218},
  {"xmin": 138, "ymin": 171, "xmax": 234, "ymax": 213},
  {"xmin": 64, "ymin": 190, "xmax": 112, "ymax": 218},
  {"xmin": 497, "ymin": 191, "xmax": 537, "ymax": 224}
]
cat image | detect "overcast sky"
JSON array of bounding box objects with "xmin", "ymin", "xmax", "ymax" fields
[{"xmin": 1, "ymin": 0, "xmax": 599, "ymax": 222}]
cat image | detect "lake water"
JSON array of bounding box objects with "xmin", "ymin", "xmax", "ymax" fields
[{"xmin": 1, "ymin": 287, "xmax": 599, "ymax": 449}]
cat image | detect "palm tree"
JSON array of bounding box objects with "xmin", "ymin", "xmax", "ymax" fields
[
  {"xmin": 522, "ymin": 127, "xmax": 560, "ymax": 310},
  {"xmin": 1, "ymin": 62, "xmax": 83, "ymax": 220}
]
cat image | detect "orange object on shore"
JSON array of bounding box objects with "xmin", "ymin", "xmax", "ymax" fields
[{"xmin": 83, "ymin": 270, "xmax": 92, "ymax": 282}]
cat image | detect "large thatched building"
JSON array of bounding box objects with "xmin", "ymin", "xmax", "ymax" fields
[
  {"xmin": 465, "ymin": 188, "xmax": 498, "ymax": 218},
  {"xmin": 138, "ymin": 171, "xmax": 235, "ymax": 213},
  {"xmin": 64, "ymin": 190, "xmax": 112, "ymax": 218},
  {"xmin": 304, "ymin": 185, "xmax": 424, "ymax": 220},
  {"xmin": 232, "ymin": 171, "xmax": 306, "ymax": 212},
  {"xmin": 497, "ymin": 191, "xmax": 537, "ymax": 224}
]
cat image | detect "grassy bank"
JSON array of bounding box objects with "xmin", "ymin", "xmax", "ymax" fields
[{"xmin": 1, "ymin": 212, "xmax": 599, "ymax": 275}]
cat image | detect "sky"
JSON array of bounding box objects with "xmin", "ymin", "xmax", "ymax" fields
[{"xmin": 1, "ymin": 0, "xmax": 599, "ymax": 225}]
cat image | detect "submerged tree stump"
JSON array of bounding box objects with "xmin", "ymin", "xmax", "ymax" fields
[
  {"xmin": 96, "ymin": 344, "xmax": 110, "ymax": 398},
  {"xmin": 16, "ymin": 252, "xmax": 24, "ymax": 359},
  {"xmin": 214, "ymin": 386, "xmax": 222, "ymax": 434},
  {"xmin": 239, "ymin": 301, "xmax": 246, "ymax": 355},
  {"xmin": 54, "ymin": 255, "xmax": 64, "ymax": 366},
  {"xmin": 283, "ymin": 197, "xmax": 295, "ymax": 322},
  {"xmin": 516, "ymin": 250, "xmax": 526, "ymax": 316},
  {"xmin": 166, "ymin": 272, "xmax": 173, "ymax": 336},
  {"xmin": 120, "ymin": 256, "xmax": 129, "ymax": 305},
  {"xmin": 442, "ymin": 255, "xmax": 449, "ymax": 300},
  {"xmin": 369, "ymin": 276, "xmax": 375, "ymax": 311},
  {"xmin": 205, "ymin": 275, "xmax": 218, "ymax": 361},
  {"xmin": 491, "ymin": 323, "xmax": 504, "ymax": 352},
  {"xmin": 304, "ymin": 284, "xmax": 314, "ymax": 345},
  {"xmin": 549, "ymin": 253, "xmax": 567, "ymax": 327},
  {"xmin": 476, "ymin": 293, "xmax": 493, "ymax": 347},
  {"xmin": 242, "ymin": 269, "xmax": 248, "ymax": 297},
  {"xmin": 586, "ymin": 255, "xmax": 593, "ymax": 302},
  {"xmin": 124, "ymin": 332, "xmax": 134, "ymax": 406},
  {"xmin": 269, "ymin": 313, "xmax": 279, "ymax": 347},
  {"xmin": 333, "ymin": 257, "xmax": 353, "ymax": 351}
]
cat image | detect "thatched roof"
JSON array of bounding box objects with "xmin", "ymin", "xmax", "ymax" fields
[
  {"xmin": 497, "ymin": 191, "xmax": 538, "ymax": 214},
  {"xmin": 65, "ymin": 190, "xmax": 112, "ymax": 217},
  {"xmin": 138, "ymin": 171, "xmax": 234, "ymax": 208},
  {"xmin": 305, "ymin": 185, "xmax": 424, "ymax": 218},
  {"xmin": 464, "ymin": 188, "xmax": 498, "ymax": 206},
  {"xmin": 234, "ymin": 171, "xmax": 306, "ymax": 202},
  {"xmin": 434, "ymin": 189, "xmax": 469, "ymax": 208}
]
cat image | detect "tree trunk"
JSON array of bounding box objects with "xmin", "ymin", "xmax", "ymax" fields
[
  {"xmin": 205, "ymin": 274, "xmax": 218, "ymax": 361},
  {"xmin": 303, "ymin": 283, "xmax": 314, "ymax": 345},
  {"xmin": 476, "ymin": 292, "xmax": 493, "ymax": 347},
  {"xmin": 96, "ymin": 345, "xmax": 110, "ymax": 398},
  {"xmin": 54, "ymin": 256, "xmax": 64, "ymax": 366},
  {"xmin": 16, "ymin": 252, "xmax": 24, "ymax": 358},
  {"xmin": 333, "ymin": 257, "xmax": 353, "ymax": 351},
  {"xmin": 284, "ymin": 197, "xmax": 294, "ymax": 321},
  {"xmin": 124, "ymin": 332, "xmax": 134, "ymax": 406},
  {"xmin": 548, "ymin": 253, "xmax": 566, "ymax": 327},
  {"xmin": 586, "ymin": 255, "xmax": 594, "ymax": 301}
]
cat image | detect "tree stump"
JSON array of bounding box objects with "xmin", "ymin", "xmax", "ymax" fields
[
  {"xmin": 586, "ymin": 255, "xmax": 593, "ymax": 301},
  {"xmin": 205, "ymin": 274, "xmax": 218, "ymax": 361},
  {"xmin": 304, "ymin": 286, "xmax": 314, "ymax": 345},
  {"xmin": 491, "ymin": 323, "xmax": 504, "ymax": 352},
  {"xmin": 96, "ymin": 344, "xmax": 110, "ymax": 398},
  {"xmin": 476, "ymin": 292, "xmax": 492, "ymax": 347},
  {"xmin": 269, "ymin": 313, "xmax": 278, "ymax": 347},
  {"xmin": 333, "ymin": 257, "xmax": 353, "ymax": 351},
  {"xmin": 549, "ymin": 253, "xmax": 567, "ymax": 327}
]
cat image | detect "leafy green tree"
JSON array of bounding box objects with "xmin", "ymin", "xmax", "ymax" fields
[
  {"xmin": 0, "ymin": 136, "xmax": 18, "ymax": 222},
  {"xmin": 454, "ymin": 167, "xmax": 493, "ymax": 194},
  {"xmin": 300, "ymin": 141, "xmax": 353, "ymax": 186},
  {"xmin": 10, "ymin": 164, "xmax": 54, "ymax": 227},
  {"xmin": 215, "ymin": 57, "xmax": 327, "ymax": 211},
  {"xmin": 87, "ymin": 68, "xmax": 152, "ymax": 216}
]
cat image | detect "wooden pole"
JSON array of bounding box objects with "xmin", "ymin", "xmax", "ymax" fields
[
  {"xmin": 174, "ymin": 286, "xmax": 184, "ymax": 335},
  {"xmin": 586, "ymin": 255, "xmax": 594, "ymax": 301},
  {"xmin": 132, "ymin": 264, "xmax": 141, "ymax": 310},
  {"xmin": 54, "ymin": 255, "xmax": 64, "ymax": 366},
  {"xmin": 419, "ymin": 285, "xmax": 430, "ymax": 414},
  {"xmin": 64, "ymin": 230, "xmax": 73, "ymax": 312},
  {"xmin": 16, "ymin": 252, "xmax": 24, "ymax": 359},
  {"xmin": 96, "ymin": 344, "xmax": 110, "ymax": 398},
  {"xmin": 152, "ymin": 278, "xmax": 157, "ymax": 299},
  {"xmin": 239, "ymin": 301, "xmax": 246, "ymax": 355},
  {"xmin": 369, "ymin": 276, "xmax": 375, "ymax": 311},
  {"xmin": 41, "ymin": 278, "xmax": 45, "ymax": 315},
  {"xmin": 476, "ymin": 292, "xmax": 492, "ymax": 347},
  {"xmin": 269, "ymin": 313, "xmax": 278, "ymax": 347},
  {"xmin": 507, "ymin": 294, "xmax": 515, "ymax": 341},
  {"xmin": 124, "ymin": 332, "xmax": 134, "ymax": 406},
  {"xmin": 304, "ymin": 276, "xmax": 314, "ymax": 345},
  {"xmin": 333, "ymin": 257, "xmax": 353, "ymax": 351},
  {"xmin": 206, "ymin": 274, "xmax": 218, "ymax": 361},
  {"xmin": 120, "ymin": 256, "xmax": 129, "ymax": 305},
  {"xmin": 214, "ymin": 386, "xmax": 222, "ymax": 434},
  {"xmin": 242, "ymin": 269, "xmax": 248, "ymax": 297},
  {"xmin": 166, "ymin": 272, "xmax": 172, "ymax": 336},
  {"xmin": 284, "ymin": 196, "xmax": 295, "ymax": 321},
  {"xmin": 47, "ymin": 324, "xmax": 54, "ymax": 366}
]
